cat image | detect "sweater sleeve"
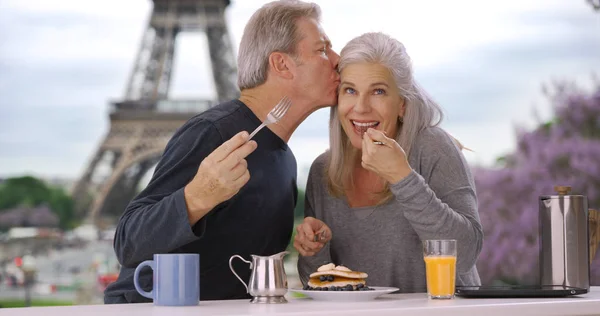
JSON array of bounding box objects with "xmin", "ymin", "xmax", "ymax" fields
[
  {"xmin": 297, "ymin": 156, "xmax": 333, "ymax": 286},
  {"xmin": 390, "ymin": 130, "xmax": 483, "ymax": 275},
  {"xmin": 113, "ymin": 118, "xmax": 223, "ymax": 268}
]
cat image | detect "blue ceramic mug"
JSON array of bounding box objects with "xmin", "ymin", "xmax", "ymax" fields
[{"xmin": 133, "ymin": 253, "xmax": 200, "ymax": 306}]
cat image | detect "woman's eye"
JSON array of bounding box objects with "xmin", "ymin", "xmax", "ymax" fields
[
  {"xmin": 374, "ymin": 88, "xmax": 386, "ymax": 95},
  {"xmin": 344, "ymin": 87, "xmax": 355, "ymax": 94}
]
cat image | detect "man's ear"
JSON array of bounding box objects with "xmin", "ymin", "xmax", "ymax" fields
[{"xmin": 268, "ymin": 52, "xmax": 294, "ymax": 80}]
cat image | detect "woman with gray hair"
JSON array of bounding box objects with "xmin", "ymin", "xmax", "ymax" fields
[{"xmin": 294, "ymin": 32, "xmax": 483, "ymax": 293}]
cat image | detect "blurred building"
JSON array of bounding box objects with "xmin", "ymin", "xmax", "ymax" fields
[{"xmin": 0, "ymin": 205, "xmax": 59, "ymax": 229}]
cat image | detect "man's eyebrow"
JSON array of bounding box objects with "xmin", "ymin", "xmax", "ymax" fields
[{"xmin": 315, "ymin": 39, "xmax": 332, "ymax": 47}]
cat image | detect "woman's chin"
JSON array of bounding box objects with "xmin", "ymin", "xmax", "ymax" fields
[{"xmin": 349, "ymin": 139, "xmax": 363, "ymax": 150}]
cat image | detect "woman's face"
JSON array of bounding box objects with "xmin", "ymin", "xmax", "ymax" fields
[{"xmin": 338, "ymin": 62, "xmax": 405, "ymax": 150}]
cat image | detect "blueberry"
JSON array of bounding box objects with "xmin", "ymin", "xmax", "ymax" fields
[
  {"xmin": 327, "ymin": 275, "xmax": 334, "ymax": 282},
  {"xmin": 344, "ymin": 284, "xmax": 354, "ymax": 291},
  {"xmin": 322, "ymin": 287, "xmax": 329, "ymax": 291},
  {"xmin": 329, "ymin": 286, "xmax": 336, "ymax": 291},
  {"xmin": 303, "ymin": 285, "xmax": 309, "ymax": 290},
  {"xmin": 319, "ymin": 275, "xmax": 327, "ymax": 282},
  {"xmin": 356, "ymin": 283, "xmax": 365, "ymax": 289}
]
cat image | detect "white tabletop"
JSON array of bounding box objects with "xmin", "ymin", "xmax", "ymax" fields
[{"xmin": 3, "ymin": 287, "xmax": 600, "ymax": 316}]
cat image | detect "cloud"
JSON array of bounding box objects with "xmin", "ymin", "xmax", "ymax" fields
[{"xmin": 0, "ymin": 0, "xmax": 598, "ymax": 180}]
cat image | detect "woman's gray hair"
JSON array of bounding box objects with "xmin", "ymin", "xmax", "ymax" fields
[
  {"xmin": 237, "ymin": 0, "xmax": 321, "ymax": 90},
  {"xmin": 327, "ymin": 32, "xmax": 444, "ymax": 199}
]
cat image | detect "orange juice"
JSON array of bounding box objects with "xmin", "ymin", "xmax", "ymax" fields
[{"xmin": 424, "ymin": 255, "xmax": 456, "ymax": 297}]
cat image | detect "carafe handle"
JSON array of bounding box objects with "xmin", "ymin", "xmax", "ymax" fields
[{"xmin": 229, "ymin": 255, "xmax": 252, "ymax": 293}]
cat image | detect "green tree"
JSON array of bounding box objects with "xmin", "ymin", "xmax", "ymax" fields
[
  {"xmin": 0, "ymin": 176, "xmax": 77, "ymax": 230},
  {"xmin": 294, "ymin": 188, "xmax": 305, "ymax": 220},
  {"xmin": 286, "ymin": 188, "xmax": 306, "ymax": 255},
  {"xmin": 48, "ymin": 187, "xmax": 77, "ymax": 230},
  {"xmin": 0, "ymin": 176, "xmax": 51, "ymax": 210}
]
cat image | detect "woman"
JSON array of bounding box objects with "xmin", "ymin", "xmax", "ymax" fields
[{"xmin": 294, "ymin": 32, "xmax": 483, "ymax": 292}]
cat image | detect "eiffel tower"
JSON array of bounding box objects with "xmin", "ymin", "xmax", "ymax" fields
[{"xmin": 71, "ymin": 0, "xmax": 238, "ymax": 226}]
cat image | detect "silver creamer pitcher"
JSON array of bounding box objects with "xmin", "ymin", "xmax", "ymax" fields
[
  {"xmin": 229, "ymin": 251, "xmax": 289, "ymax": 303},
  {"xmin": 539, "ymin": 185, "xmax": 590, "ymax": 291}
]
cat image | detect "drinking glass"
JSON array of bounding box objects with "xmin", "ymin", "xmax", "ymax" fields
[{"xmin": 423, "ymin": 239, "xmax": 457, "ymax": 299}]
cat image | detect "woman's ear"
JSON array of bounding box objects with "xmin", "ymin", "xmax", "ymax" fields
[
  {"xmin": 268, "ymin": 52, "xmax": 294, "ymax": 80},
  {"xmin": 399, "ymin": 97, "xmax": 406, "ymax": 119}
]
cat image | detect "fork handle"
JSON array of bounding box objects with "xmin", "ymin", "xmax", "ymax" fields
[{"xmin": 248, "ymin": 122, "xmax": 267, "ymax": 141}]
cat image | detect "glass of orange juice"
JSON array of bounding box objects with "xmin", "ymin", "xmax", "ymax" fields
[{"xmin": 423, "ymin": 239, "xmax": 457, "ymax": 299}]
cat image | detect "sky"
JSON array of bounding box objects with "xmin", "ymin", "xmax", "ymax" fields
[{"xmin": 0, "ymin": 0, "xmax": 599, "ymax": 188}]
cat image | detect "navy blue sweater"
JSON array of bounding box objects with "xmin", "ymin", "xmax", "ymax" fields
[{"xmin": 104, "ymin": 100, "xmax": 297, "ymax": 303}]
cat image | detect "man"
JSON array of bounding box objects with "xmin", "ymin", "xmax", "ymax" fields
[{"xmin": 104, "ymin": 0, "xmax": 340, "ymax": 303}]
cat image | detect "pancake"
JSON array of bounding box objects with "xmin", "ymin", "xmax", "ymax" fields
[
  {"xmin": 307, "ymin": 277, "xmax": 366, "ymax": 288},
  {"xmin": 309, "ymin": 269, "xmax": 368, "ymax": 279},
  {"xmin": 317, "ymin": 263, "xmax": 335, "ymax": 272},
  {"xmin": 306, "ymin": 263, "xmax": 369, "ymax": 290}
]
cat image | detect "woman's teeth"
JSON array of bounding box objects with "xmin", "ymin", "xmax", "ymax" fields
[
  {"xmin": 351, "ymin": 120, "xmax": 379, "ymax": 135},
  {"xmin": 352, "ymin": 120, "xmax": 379, "ymax": 127}
]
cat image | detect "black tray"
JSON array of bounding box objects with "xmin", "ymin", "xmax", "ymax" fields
[{"xmin": 455, "ymin": 285, "xmax": 588, "ymax": 298}]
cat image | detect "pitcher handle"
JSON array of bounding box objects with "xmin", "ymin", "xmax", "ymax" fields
[{"xmin": 229, "ymin": 255, "xmax": 252, "ymax": 293}]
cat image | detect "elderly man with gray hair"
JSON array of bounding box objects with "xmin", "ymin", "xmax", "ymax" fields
[{"xmin": 104, "ymin": 0, "xmax": 340, "ymax": 303}]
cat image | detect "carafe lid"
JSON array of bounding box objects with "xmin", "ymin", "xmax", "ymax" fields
[
  {"xmin": 554, "ymin": 186, "xmax": 571, "ymax": 195},
  {"xmin": 540, "ymin": 185, "xmax": 585, "ymax": 200}
]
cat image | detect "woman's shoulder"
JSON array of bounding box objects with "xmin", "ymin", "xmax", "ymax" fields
[
  {"xmin": 304, "ymin": 151, "xmax": 332, "ymax": 200},
  {"xmin": 308, "ymin": 151, "xmax": 330, "ymax": 177},
  {"xmin": 413, "ymin": 126, "xmax": 462, "ymax": 155}
]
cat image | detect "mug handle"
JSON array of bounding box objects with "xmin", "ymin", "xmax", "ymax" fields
[
  {"xmin": 229, "ymin": 255, "xmax": 252, "ymax": 293},
  {"xmin": 134, "ymin": 260, "xmax": 155, "ymax": 299}
]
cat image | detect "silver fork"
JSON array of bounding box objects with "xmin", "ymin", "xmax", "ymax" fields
[
  {"xmin": 313, "ymin": 230, "xmax": 327, "ymax": 242},
  {"xmin": 247, "ymin": 96, "xmax": 292, "ymax": 140}
]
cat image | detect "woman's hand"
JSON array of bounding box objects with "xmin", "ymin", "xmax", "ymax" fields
[
  {"xmin": 361, "ymin": 128, "xmax": 412, "ymax": 184},
  {"xmin": 293, "ymin": 217, "xmax": 332, "ymax": 257}
]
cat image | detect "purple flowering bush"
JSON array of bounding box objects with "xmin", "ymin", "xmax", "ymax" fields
[{"xmin": 473, "ymin": 81, "xmax": 600, "ymax": 285}]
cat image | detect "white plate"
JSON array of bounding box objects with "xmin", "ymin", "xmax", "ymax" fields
[{"xmin": 289, "ymin": 286, "xmax": 399, "ymax": 302}]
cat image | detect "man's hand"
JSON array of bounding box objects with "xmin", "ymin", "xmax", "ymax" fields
[
  {"xmin": 184, "ymin": 131, "xmax": 257, "ymax": 225},
  {"xmin": 293, "ymin": 217, "xmax": 332, "ymax": 257}
]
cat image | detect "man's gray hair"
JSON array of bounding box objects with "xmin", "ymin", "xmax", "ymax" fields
[
  {"xmin": 237, "ymin": 0, "xmax": 321, "ymax": 90},
  {"xmin": 327, "ymin": 32, "xmax": 445, "ymax": 199}
]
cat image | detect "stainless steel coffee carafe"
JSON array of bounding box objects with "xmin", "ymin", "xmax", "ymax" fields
[{"xmin": 539, "ymin": 186, "xmax": 590, "ymax": 290}]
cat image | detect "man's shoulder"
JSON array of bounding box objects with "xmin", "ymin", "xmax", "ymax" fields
[
  {"xmin": 196, "ymin": 99, "xmax": 245, "ymax": 123},
  {"xmin": 174, "ymin": 100, "xmax": 246, "ymax": 139},
  {"xmin": 183, "ymin": 99, "xmax": 243, "ymax": 127}
]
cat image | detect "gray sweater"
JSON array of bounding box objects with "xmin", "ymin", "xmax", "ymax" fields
[{"xmin": 297, "ymin": 127, "xmax": 483, "ymax": 292}]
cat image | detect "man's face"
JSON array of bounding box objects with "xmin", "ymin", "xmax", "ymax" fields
[{"xmin": 291, "ymin": 17, "xmax": 340, "ymax": 109}]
